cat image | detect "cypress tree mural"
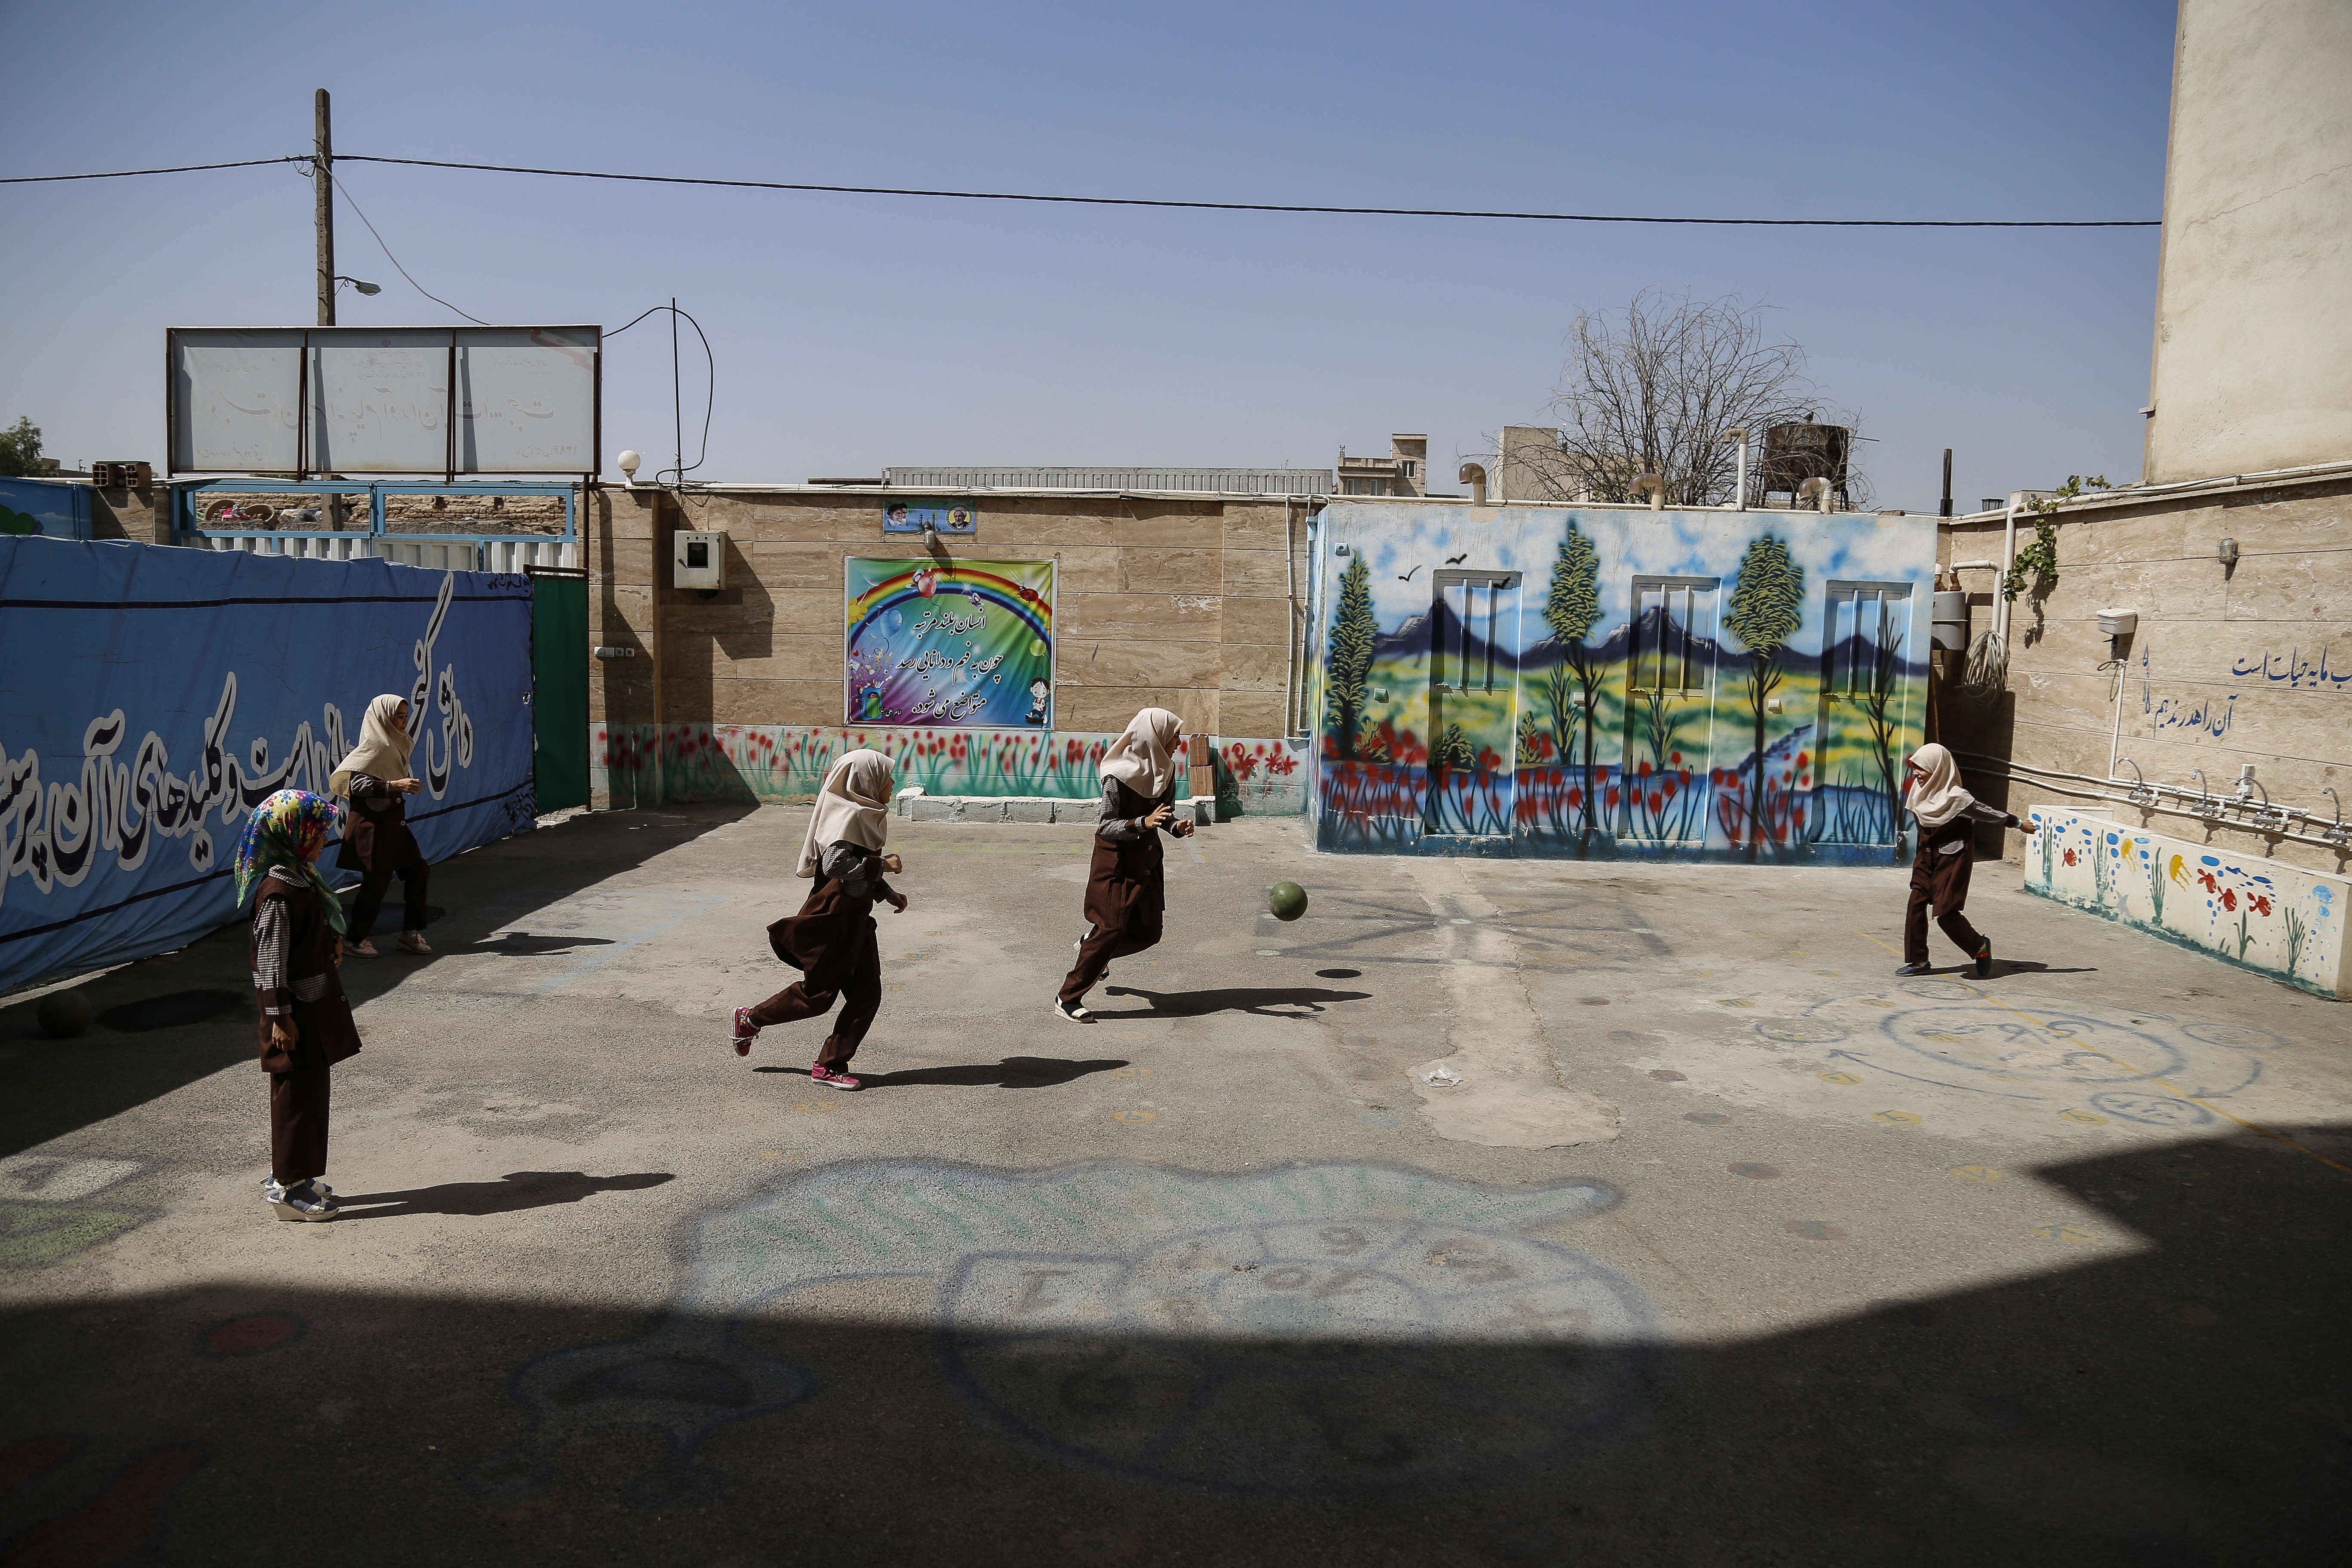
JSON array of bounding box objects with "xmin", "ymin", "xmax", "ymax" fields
[
  {"xmin": 1727, "ymin": 534, "xmax": 1805, "ymax": 861},
  {"xmin": 1326, "ymin": 553, "xmax": 1376, "ymax": 760},
  {"xmin": 1543, "ymin": 522, "xmax": 1602, "ymax": 853}
]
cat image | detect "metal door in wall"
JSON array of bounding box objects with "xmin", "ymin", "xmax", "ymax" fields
[
  {"xmin": 1813, "ymin": 582, "xmax": 1912, "ymax": 847},
  {"xmin": 1424, "ymin": 570, "xmax": 1522, "ymax": 837},
  {"xmin": 530, "ymin": 568, "xmax": 590, "ymax": 813},
  {"xmin": 1619, "ymin": 576, "xmax": 1720, "ymax": 848}
]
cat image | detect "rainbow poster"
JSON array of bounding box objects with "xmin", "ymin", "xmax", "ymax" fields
[{"xmin": 844, "ymin": 557, "xmax": 1056, "ymax": 727}]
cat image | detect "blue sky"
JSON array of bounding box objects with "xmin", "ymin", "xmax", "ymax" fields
[{"xmin": 0, "ymin": 0, "xmax": 2174, "ymax": 511}]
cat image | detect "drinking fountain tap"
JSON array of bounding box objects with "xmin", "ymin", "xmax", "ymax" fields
[{"xmin": 2117, "ymin": 757, "xmax": 2155, "ymax": 809}]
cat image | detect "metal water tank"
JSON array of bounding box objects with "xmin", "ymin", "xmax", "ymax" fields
[
  {"xmin": 1760, "ymin": 420, "xmax": 1852, "ymax": 507},
  {"xmin": 1932, "ymin": 591, "xmax": 1969, "ymax": 652}
]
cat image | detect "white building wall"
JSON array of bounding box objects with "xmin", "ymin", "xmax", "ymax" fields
[{"xmin": 2144, "ymin": 0, "xmax": 2352, "ymax": 482}]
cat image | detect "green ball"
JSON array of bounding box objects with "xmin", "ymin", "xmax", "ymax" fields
[
  {"xmin": 1268, "ymin": 882, "xmax": 1309, "ymax": 922},
  {"xmin": 37, "ymin": 990, "xmax": 95, "ymax": 1038}
]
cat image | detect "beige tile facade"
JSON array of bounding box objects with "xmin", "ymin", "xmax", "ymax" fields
[
  {"xmin": 585, "ymin": 486, "xmax": 1312, "ymax": 743},
  {"xmin": 1938, "ymin": 474, "xmax": 2352, "ymax": 875}
]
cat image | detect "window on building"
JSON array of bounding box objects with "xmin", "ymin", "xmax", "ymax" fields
[
  {"xmin": 1400, "ymin": 460, "xmax": 1418, "ymax": 478},
  {"xmin": 1430, "ymin": 570, "xmax": 1523, "ymax": 692},
  {"xmin": 1627, "ymin": 577, "xmax": 1720, "ymax": 694},
  {"xmin": 1822, "ymin": 583, "xmax": 1911, "ymax": 697}
]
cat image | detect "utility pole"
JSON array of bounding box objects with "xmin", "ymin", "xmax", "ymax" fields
[
  {"xmin": 1940, "ymin": 447, "xmax": 1954, "ymax": 518},
  {"xmin": 314, "ymin": 88, "xmax": 335, "ymax": 327}
]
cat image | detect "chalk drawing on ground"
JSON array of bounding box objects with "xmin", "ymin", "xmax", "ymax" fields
[
  {"xmin": 480, "ymin": 1161, "xmax": 1651, "ymax": 1502},
  {"xmin": 1638, "ymin": 990, "xmax": 2306, "ymax": 1142}
]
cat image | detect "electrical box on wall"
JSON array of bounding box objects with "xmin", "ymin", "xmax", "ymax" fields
[{"xmin": 674, "ymin": 529, "xmax": 726, "ymax": 589}]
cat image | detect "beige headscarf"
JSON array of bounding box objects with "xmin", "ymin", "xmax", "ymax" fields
[
  {"xmin": 329, "ymin": 694, "xmax": 416, "ymax": 797},
  {"xmin": 1905, "ymin": 742, "xmax": 1974, "ymax": 828},
  {"xmin": 1101, "ymin": 707, "xmax": 1185, "ymax": 800},
  {"xmin": 797, "ymin": 749, "xmax": 895, "ymax": 878}
]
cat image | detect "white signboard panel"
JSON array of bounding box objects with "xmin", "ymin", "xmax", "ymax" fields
[
  {"xmin": 457, "ymin": 328, "xmax": 598, "ymax": 471},
  {"xmin": 167, "ymin": 325, "xmax": 600, "ymax": 475},
  {"xmin": 310, "ymin": 336, "xmax": 450, "ymax": 473},
  {"xmin": 172, "ymin": 331, "xmax": 304, "ymax": 472}
]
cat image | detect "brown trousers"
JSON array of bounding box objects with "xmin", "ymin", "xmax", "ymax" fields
[
  {"xmin": 750, "ymin": 920, "xmax": 880, "ymax": 1069},
  {"xmin": 1904, "ymin": 846, "xmax": 1987, "ymax": 965},
  {"xmin": 351, "ymin": 858, "xmax": 430, "ymax": 940},
  {"xmin": 270, "ymin": 1064, "xmax": 331, "ymax": 1184},
  {"xmin": 1060, "ymin": 839, "xmax": 1167, "ymax": 1005}
]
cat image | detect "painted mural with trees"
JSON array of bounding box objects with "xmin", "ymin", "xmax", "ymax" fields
[{"xmin": 1311, "ymin": 502, "xmax": 1933, "ymax": 863}]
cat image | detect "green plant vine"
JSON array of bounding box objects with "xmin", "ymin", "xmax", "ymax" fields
[{"xmin": 2001, "ymin": 474, "xmax": 2109, "ymax": 603}]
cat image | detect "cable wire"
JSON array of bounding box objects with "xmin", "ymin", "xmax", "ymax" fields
[
  {"xmin": 338, "ymin": 153, "xmax": 2161, "ymax": 227},
  {"xmin": 606, "ymin": 304, "xmax": 716, "ymax": 487},
  {"xmin": 323, "ymin": 165, "xmax": 490, "ymax": 325},
  {"xmin": 0, "ymin": 155, "xmax": 308, "ymax": 184},
  {"xmin": 5, "ymin": 148, "xmax": 2165, "ymax": 226}
]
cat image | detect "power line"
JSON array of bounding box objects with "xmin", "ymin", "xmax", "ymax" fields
[
  {"xmin": 0, "ymin": 155, "xmax": 308, "ymax": 184},
  {"xmin": 338, "ymin": 153, "xmax": 2161, "ymax": 227},
  {"xmin": 6, "ymin": 147, "xmax": 2162, "ymax": 226}
]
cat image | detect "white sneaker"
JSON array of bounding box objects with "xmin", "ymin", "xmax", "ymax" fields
[{"xmin": 1052, "ymin": 996, "xmax": 1093, "ymax": 1023}]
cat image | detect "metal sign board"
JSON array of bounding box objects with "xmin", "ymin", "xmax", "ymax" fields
[{"xmin": 167, "ymin": 325, "xmax": 601, "ymax": 477}]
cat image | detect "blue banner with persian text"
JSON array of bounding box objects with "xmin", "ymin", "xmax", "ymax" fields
[{"xmin": 0, "ymin": 538, "xmax": 536, "ymax": 991}]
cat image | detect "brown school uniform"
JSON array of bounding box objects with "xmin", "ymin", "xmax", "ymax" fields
[
  {"xmin": 751, "ymin": 842, "xmax": 896, "ymax": 1069},
  {"xmin": 1904, "ymin": 804, "xmax": 2019, "ymax": 965},
  {"xmin": 1059, "ymin": 777, "xmax": 1177, "ymax": 1006},
  {"xmin": 339, "ymin": 770, "xmax": 431, "ymax": 939},
  {"xmin": 251, "ymin": 871, "xmax": 362, "ymax": 1183}
]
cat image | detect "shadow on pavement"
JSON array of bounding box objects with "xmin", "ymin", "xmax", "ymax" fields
[
  {"xmin": 821, "ymin": 1057, "xmax": 1130, "ymax": 1090},
  {"xmin": 1093, "ymin": 985, "xmax": 1372, "ymax": 1019},
  {"xmin": 336, "ymin": 1171, "xmax": 675, "ymax": 1220},
  {"xmin": 0, "ymin": 805, "xmax": 757, "ymax": 1162},
  {"xmin": 1, "ymin": 1128, "xmax": 2344, "ymax": 1563}
]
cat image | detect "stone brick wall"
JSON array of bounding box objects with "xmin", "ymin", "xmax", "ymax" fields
[
  {"xmin": 1939, "ymin": 474, "xmax": 2352, "ymax": 875},
  {"xmin": 583, "ymin": 485, "xmax": 1312, "ymax": 805}
]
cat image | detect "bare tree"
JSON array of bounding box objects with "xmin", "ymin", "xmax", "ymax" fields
[{"xmin": 1504, "ymin": 291, "xmax": 1868, "ymax": 508}]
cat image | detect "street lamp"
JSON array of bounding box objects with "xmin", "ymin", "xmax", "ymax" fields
[{"xmin": 334, "ymin": 276, "xmax": 381, "ymax": 295}]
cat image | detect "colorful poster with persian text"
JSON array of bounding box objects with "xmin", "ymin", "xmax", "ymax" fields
[{"xmin": 844, "ymin": 558, "xmax": 1055, "ymax": 727}]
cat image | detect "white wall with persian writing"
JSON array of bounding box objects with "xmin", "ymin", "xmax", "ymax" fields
[{"xmin": 1940, "ymin": 478, "xmax": 2352, "ymax": 876}]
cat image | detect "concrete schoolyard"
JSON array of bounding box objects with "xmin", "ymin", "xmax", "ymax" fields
[{"xmin": 3, "ymin": 805, "xmax": 2348, "ymax": 1565}]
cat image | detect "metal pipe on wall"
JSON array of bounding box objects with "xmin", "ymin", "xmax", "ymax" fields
[
  {"xmin": 1283, "ymin": 496, "xmax": 1298, "ymax": 737},
  {"xmin": 1954, "ymin": 751, "xmax": 2352, "ymax": 855},
  {"xmin": 1994, "ymin": 493, "xmax": 2023, "ymax": 641}
]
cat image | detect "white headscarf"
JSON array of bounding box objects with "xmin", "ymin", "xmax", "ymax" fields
[
  {"xmin": 329, "ymin": 693, "xmax": 416, "ymax": 797},
  {"xmin": 797, "ymin": 749, "xmax": 894, "ymax": 878},
  {"xmin": 1101, "ymin": 707, "xmax": 1185, "ymax": 800},
  {"xmin": 1904, "ymin": 742, "xmax": 1975, "ymax": 828}
]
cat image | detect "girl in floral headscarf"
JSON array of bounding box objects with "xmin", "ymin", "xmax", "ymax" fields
[{"xmin": 235, "ymin": 790, "xmax": 363, "ymax": 1221}]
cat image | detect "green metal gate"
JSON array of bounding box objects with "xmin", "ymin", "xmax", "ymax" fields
[{"xmin": 530, "ymin": 569, "xmax": 590, "ymax": 813}]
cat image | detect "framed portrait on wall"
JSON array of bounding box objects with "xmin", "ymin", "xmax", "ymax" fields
[{"xmin": 843, "ymin": 557, "xmax": 1055, "ymax": 726}]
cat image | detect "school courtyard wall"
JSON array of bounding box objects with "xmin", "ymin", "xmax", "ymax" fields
[
  {"xmin": 1935, "ymin": 472, "xmax": 2352, "ymax": 880},
  {"xmin": 1306, "ymin": 498, "xmax": 1939, "ymax": 863},
  {"xmin": 1930, "ymin": 471, "xmax": 2352, "ymax": 997},
  {"xmin": 579, "ymin": 484, "xmax": 1314, "ymax": 813}
]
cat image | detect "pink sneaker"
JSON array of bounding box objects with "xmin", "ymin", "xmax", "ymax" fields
[
  {"xmin": 732, "ymin": 1008, "xmax": 760, "ymax": 1057},
  {"xmin": 809, "ymin": 1063, "xmax": 861, "ymax": 1091}
]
